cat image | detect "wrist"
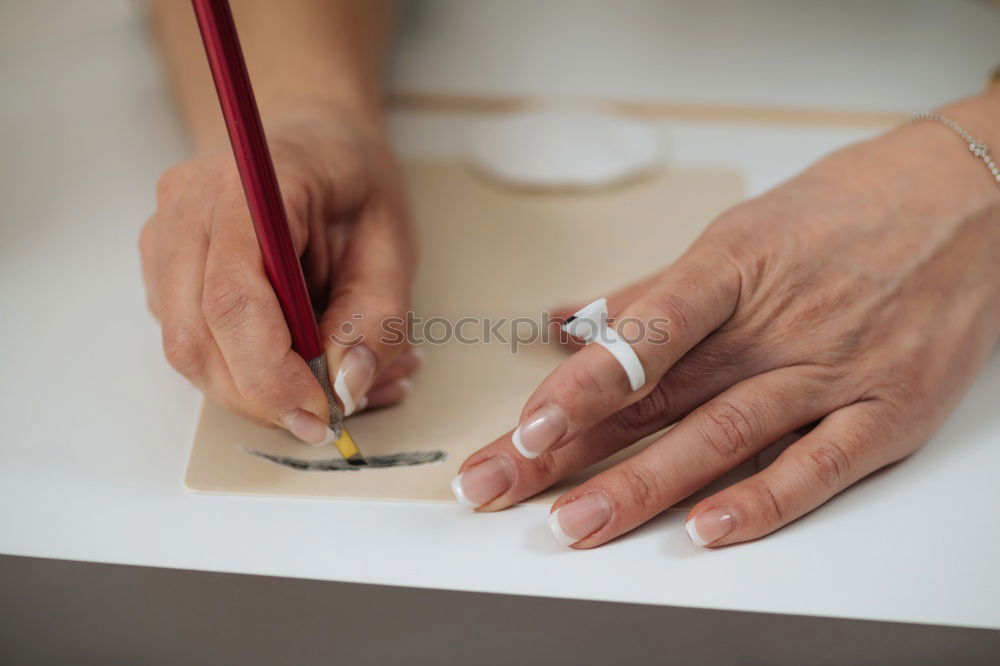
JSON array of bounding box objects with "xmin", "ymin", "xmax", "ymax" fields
[
  {"xmin": 937, "ymin": 88, "xmax": 1000, "ymax": 151},
  {"xmin": 888, "ymin": 118, "xmax": 1000, "ymax": 217},
  {"xmin": 269, "ymin": 95, "xmax": 389, "ymax": 141},
  {"xmin": 811, "ymin": 93, "xmax": 1000, "ymax": 222},
  {"xmin": 906, "ymin": 88, "xmax": 1000, "ymax": 208},
  {"xmin": 260, "ymin": 88, "xmax": 387, "ymax": 135},
  {"xmin": 193, "ymin": 96, "xmax": 390, "ymax": 159}
]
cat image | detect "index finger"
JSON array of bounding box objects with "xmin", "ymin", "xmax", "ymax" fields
[
  {"xmin": 201, "ymin": 216, "xmax": 332, "ymax": 435},
  {"xmin": 508, "ymin": 251, "xmax": 740, "ymax": 460}
]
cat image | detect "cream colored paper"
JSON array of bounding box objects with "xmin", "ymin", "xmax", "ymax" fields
[{"xmin": 185, "ymin": 162, "xmax": 747, "ymax": 505}]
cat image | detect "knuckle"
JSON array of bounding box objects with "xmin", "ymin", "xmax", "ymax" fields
[
  {"xmin": 612, "ymin": 383, "xmax": 673, "ymax": 433},
  {"xmin": 617, "ymin": 464, "xmax": 660, "ymax": 512},
  {"xmin": 801, "ymin": 438, "xmax": 854, "ymax": 490},
  {"xmin": 162, "ymin": 323, "xmax": 206, "ymax": 377},
  {"xmin": 697, "ymin": 399, "xmax": 760, "ymax": 461},
  {"xmin": 202, "ymin": 274, "xmax": 252, "ymax": 331},
  {"xmin": 561, "ymin": 361, "xmax": 609, "ymax": 398},
  {"xmin": 646, "ymin": 291, "xmax": 697, "ymax": 335},
  {"xmin": 714, "ymin": 232, "xmax": 769, "ymax": 296},
  {"xmin": 746, "ymin": 478, "xmax": 785, "ymax": 525},
  {"xmin": 869, "ymin": 368, "xmax": 930, "ymax": 418},
  {"xmin": 155, "ymin": 165, "xmax": 187, "ymax": 203}
]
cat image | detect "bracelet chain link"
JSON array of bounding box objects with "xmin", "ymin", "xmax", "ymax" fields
[{"xmin": 911, "ymin": 112, "xmax": 1000, "ymax": 188}]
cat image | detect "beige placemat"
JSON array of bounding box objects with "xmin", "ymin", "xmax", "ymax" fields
[{"xmin": 185, "ymin": 161, "xmax": 747, "ymax": 506}]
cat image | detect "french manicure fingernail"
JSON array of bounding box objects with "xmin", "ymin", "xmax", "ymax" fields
[
  {"xmin": 450, "ymin": 457, "xmax": 514, "ymax": 508},
  {"xmin": 547, "ymin": 494, "xmax": 612, "ymax": 546},
  {"xmin": 278, "ymin": 409, "xmax": 336, "ymax": 447},
  {"xmin": 685, "ymin": 507, "xmax": 736, "ymax": 547},
  {"xmin": 512, "ymin": 404, "xmax": 568, "ymax": 459},
  {"xmin": 332, "ymin": 345, "xmax": 378, "ymax": 416}
]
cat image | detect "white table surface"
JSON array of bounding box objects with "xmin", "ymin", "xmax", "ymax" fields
[{"xmin": 1, "ymin": 1, "xmax": 998, "ymax": 630}]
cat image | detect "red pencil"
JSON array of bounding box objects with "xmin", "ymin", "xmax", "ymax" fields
[{"xmin": 191, "ymin": 0, "xmax": 364, "ymax": 464}]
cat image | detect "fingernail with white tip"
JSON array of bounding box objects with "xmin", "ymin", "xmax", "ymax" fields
[
  {"xmin": 450, "ymin": 475, "xmax": 475, "ymax": 508},
  {"xmin": 278, "ymin": 409, "xmax": 336, "ymax": 447},
  {"xmin": 512, "ymin": 404, "xmax": 567, "ymax": 459},
  {"xmin": 450, "ymin": 457, "xmax": 514, "ymax": 508},
  {"xmin": 547, "ymin": 494, "xmax": 612, "ymax": 547},
  {"xmin": 685, "ymin": 507, "xmax": 735, "ymax": 547},
  {"xmin": 331, "ymin": 345, "xmax": 377, "ymax": 416}
]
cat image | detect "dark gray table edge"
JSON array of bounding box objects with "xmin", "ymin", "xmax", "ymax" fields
[{"xmin": 1, "ymin": 554, "xmax": 996, "ymax": 665}]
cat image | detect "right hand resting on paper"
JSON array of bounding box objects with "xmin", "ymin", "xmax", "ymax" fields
[{"xmin": 140, "ymin": 107, "xmax": 420, "ymax": 444}]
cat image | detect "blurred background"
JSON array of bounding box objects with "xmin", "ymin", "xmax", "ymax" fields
[
  {"xmin": 3, "ymin": 0, "xmax": 998, "ymax": 109},
  {"xmin": 2, "ymin": 0, "xmax": 998, "ymax": 249}
]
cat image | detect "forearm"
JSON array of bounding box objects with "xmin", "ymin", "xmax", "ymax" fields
[{"xmin": 150, "ymin": 0, "xmax": 393, "ymax": 150}]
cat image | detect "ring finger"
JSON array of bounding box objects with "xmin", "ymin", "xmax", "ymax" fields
[{"xmin": 545, "ymin": 364, "xmax": 848, "ymax": 548}]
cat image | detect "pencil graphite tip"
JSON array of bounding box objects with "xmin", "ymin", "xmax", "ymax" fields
[{"xmin": 333, "ymin": 427, "xmax": 366, "ymax": 465}]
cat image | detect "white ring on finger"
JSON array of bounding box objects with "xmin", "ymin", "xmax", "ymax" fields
[
  {"xmin": 596, "ymin": 328, "xmax": 646, "ymax": 391},
  {"xmin": 562, "ymin": 298, "xmax": 647, "ymax": 392}
]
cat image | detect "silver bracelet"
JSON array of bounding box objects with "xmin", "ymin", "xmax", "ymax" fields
[{"xmin": 911, "ymin": 112, "xmax": 1000, "ymax": 188}]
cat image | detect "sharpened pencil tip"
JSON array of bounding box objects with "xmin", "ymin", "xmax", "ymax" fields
[
  {"xmin": 333, "ymin": 427, "xmax": 366, "ymax": 465},
  {"xmin": 346, "ymin": 454, "xmax": 368, "ymax": 466}
]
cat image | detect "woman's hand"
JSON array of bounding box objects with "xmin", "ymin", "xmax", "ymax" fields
[
  {"xmin": 140, "ymin": 107, "xmax": 419, "ymax": 444},
  {"xmin": 454, "ymin": 95, "xmax": 1000, "ymax": 548}
]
